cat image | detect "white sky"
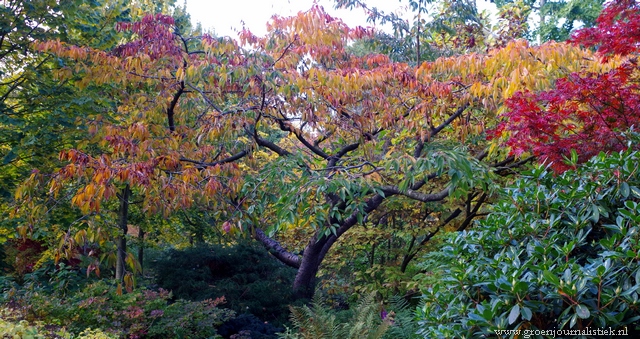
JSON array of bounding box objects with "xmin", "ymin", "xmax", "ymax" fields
[{"xmin": 185, "ymin": 0, "xmax": 497, "ymax": 39}]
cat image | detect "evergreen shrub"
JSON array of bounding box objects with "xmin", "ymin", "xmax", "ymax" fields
[
  {"xmin": 149, "ymin": 241, "xmax": 301, "ymax": 328},
  {"xmin": 417, "ymin": 148, "xmax": 640, "ymax": 338}
]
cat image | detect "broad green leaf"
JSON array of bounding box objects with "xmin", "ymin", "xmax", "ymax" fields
[
  {"xmin": 620, "ymin": 182, "xmax": 630, "ymax": 198},
  {"xmin": 508, "ymin": 304, "xmax": 520, "ymax": 324},
  {"xmin": 520, "ymin": 306, "xmax": 532, "ymax": 321},
  {"xmin": 575, "ymin": 304, "xmax": 590, "ymax": 319}
]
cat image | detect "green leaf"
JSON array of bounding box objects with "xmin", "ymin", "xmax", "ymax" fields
[
  {"xmin": 590, "ymin": 203, "xmax": 600, "ymax": 222},
  {"xmin": 570, "ymin": 149, "xmax": 578, "ymax": 164},
  {"xmin": 508, "ymin": 304, "xmax": 520, "ymax": 324},
  {"xmin": 569, "ymin": 313, "xmax": 577, "ymax": 328},
  {"xmin": 520, "ymin": 306, "xmax": 532, "ymax": 321},
  {"xmin": 543, "ymin": 270, "xmax": 560, "ymax": 286},
  {"xmin": 620, "ymin": 182, "xmax": 630, "ymax": 198},
  {"xmin": 575, "ymin": 304, "xmax": 590, "ymax": 319},
  {"xmin": 2, "ymin": 149, "xmax": 17, "ymax": 165}
]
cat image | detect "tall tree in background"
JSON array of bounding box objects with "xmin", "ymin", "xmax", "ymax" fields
[
  {"xmin": 491, "ymin": 0, "xmax": 605, "ymax": 42},
  {"xmin": 335, "ymin": 0, "xmax": 490, "ymax": 63},
  {"xmin": 1, "ymin": 0, "xmax": 194, "ymax": 284}
]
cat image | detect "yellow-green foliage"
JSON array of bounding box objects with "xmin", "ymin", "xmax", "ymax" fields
[
  {"xmin": 0, "ymin": 316, "xmax": 117, "ymax": 339},
  {"xmin": 0, "ymin": 318, "xmax": 45, "ymax": 339},
  {"xmin": 76, "ymin": 328, "xmax": 118, "ymax": 339}
]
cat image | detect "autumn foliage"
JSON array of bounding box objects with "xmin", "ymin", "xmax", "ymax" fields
[
  {"xmin": 3, "ymin": 0, "xmax": 640, "ymax": 336},
  {"xmin": 9, "ymin": 0, "xmax": 635, "ymax": 295},
  {"xmin": 494, "ymin": 0, "xmax": 640, "ymax": 172}
]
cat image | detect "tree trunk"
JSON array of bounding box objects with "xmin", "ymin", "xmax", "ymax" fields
[
  {"xmin": 292, "ymin": 237, "xmax": 326, "ymax": 297},
  {"xmin": 115, "ymin": 185, "xmax": 130, "ymax": 281},
  {"xmin": 369, "ymin": 243, "xmax": 376, "ymax": 268},
  {"xmin": 138, "ymin": 227, "xmax": 144, "ymax": 275}
]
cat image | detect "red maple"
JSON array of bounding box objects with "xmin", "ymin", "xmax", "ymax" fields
[{"xmin": 494, "ymin": 0, "xmax": 640, "ymax": 172}]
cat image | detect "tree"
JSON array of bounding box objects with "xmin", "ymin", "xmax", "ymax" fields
[
  {"xmin": 0, "ymin": 0, "xmax": 117, "ymax": 224},
  {"xmin": 1, "ymin": 0, "xmax": 136, "ymax": 278},
  {"xmin": 18, "ymin": 4, "xmax": 614, "ymax": 295},
  {"xmin": 334, "ymin": 0, "xmax": 492, "ymax": 63},
  {"xmin": 491, "ymin": 0, "xmax": 605, "ymax": 42},
  {"xmin": 3, "ymin": 0, "xmax": 194, "ymax": 283},
  {"xmin": 493, "ymin": 0, "xmax": 640, "ymax": 172}
]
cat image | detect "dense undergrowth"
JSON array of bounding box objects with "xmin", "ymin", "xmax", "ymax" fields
[
  {"xmin": 0, "ymin": 263, "xmax": 234, "ymax": 338},
  {"xmin": 148, "ymin": 242, "xmax": 301, "ymax": 326},
  {"xmin": 3, "ymin": 147, "xmax": 640, "ymax": 338}
]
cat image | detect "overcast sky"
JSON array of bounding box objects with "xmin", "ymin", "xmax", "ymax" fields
[{"xmin": 185, "ymin": 0, "xmax": 497, "ymax": 38}]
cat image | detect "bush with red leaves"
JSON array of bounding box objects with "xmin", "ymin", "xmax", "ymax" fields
[{"xmin": 493, "ymin": 0, "xmax": 640, "ymax": 173}]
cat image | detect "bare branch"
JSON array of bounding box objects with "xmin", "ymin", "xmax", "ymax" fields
[
  {"xmin": 253, "ymin": 227, "xmax": 301, "ymax": 268},
  {"xmin": 179, "ymin": 150, "xmax": 248, "ymax": 167}
]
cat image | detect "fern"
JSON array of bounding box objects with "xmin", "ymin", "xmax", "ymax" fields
[
  {"xmin": 382, "ymin": 295, "xmax": 421, "ymax": 339},
  {"xmin": 279, "ymin": 291, "xmax": 389, "ymax": 339}
]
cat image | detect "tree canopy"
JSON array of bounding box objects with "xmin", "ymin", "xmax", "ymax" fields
[{"xmin": 9, "ymin": 0, "xmax": 622, "ymax": 295}]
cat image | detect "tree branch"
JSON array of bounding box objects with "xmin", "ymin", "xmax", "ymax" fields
[
  {"xmin": 493, "ymin": 156, "xmax": 535, "ymax": 176},
  {"xmin": 277, "ymin": 120, "xmax": 329, "ymax": 159},
  {"xmin": 167, "ymin": 81, "xmax": 185, "ymax": 132},
  {"xmin": 414, "ymin": 104, "xmax": 469, "ymax": 158},
  {"xmin": 380, "ymin": 185, "xmax": 450, "ymax": 203},
  {"xmin": 457, "ymin": 192, "xmax": 488, "ymax": 232},
  {"xmin": 253, "ymin": 132, "xmax": 291, "ymax": 157},
  {"xmin": 179, "ymin": 150, "xmax": 249, "ymax": 168},
  {"xmin": 253, "ymin": 227, "xmax": 301, "ymax": 268},
  {"xmin": 327, "ymin": 142, "xmax": 360, "ymax": 168}
]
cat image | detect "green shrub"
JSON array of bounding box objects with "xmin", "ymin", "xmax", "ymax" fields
[
  {"xmin": 417, "ymin": 148, "xmax": 640, "ymax": 338},
  {"xmin": 149, "ymin": 241, "xmax": 300, "ymax": 325},
  {"xmin": 0, "ymin": 318, "xmax": 47, "ymax": 339},
  {"xmin": 76, "ymin": 328, "xmax": 119, "ymax": 339},
  {"xmin": 0, "ymin": 306, "xmax": 117, "ymax": 339}
]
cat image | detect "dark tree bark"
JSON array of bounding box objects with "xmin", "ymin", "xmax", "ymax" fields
[
  {"xmin": 292, "ymin": 237, "xmax": 326, "ymax": 297},
  {"xmin": 115, "ymin": 185, "xmax": 130, "ymax": 281},
  {"xmin": 138, "ymin": 227, "xmax": 144, "ymax": 275}
]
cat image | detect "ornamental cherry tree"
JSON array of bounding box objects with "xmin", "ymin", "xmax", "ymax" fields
[
  {"xmin": 494, "ymin": 0, "xmax": 640, "ymax": 173},
  {"xmin": 18, "ymin": 5, "xmax": 615, "ymax": 293}
]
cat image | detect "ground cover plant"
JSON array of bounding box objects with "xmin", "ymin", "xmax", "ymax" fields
[{"xmin": 0, "ymin": 265, "xmax": 234, "ymax": 338}]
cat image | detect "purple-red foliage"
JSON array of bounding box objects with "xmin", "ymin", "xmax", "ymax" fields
[
  {"xmin": 3, "ymin": 239, "xmax": 45, "ymax": 276},
  {"xmin": 570, "ymin": 0, "xmax": 640, "ymax": 58},
  {"xmin": 492, "ymin": 0, "xmax": 640, "ymax": 172},
  {"xmin": 113, "ymin": 13, "xmax": 182, "ymax": 60}
]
